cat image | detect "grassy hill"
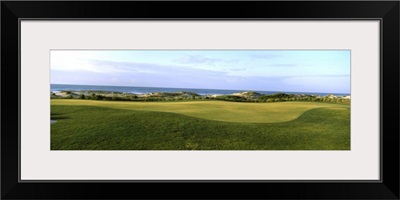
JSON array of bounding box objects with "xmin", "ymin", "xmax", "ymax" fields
[
  {"xmin": 51, "ymin": 99, "xmax": 348, "ymax": 123},
  {"xmin": 51, "ymin": 100, "xmax": 350, "ymax": 150}
]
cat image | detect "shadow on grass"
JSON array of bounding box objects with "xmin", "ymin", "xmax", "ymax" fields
[{"xmin": 51, "ymin": 113, "xmax": 69, "ymax": 120}]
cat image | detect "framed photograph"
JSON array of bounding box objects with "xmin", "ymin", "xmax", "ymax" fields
[{"xmin": 2, "ymin": 1, "xmax": 399, "ymax": 199}]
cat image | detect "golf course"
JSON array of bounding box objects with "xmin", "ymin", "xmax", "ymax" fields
[{"xmin": 51, "ymin": 99, "xmax": 350, "ymax": 150}]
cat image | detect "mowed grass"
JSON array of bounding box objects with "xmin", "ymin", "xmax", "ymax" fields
[
  {"xmin": 51, "ymin": 100, "xmax": 350, "ymax": 150},
  {"xmin": 51, "ymin": 99, "xmax": 348, "ymax": 123}
]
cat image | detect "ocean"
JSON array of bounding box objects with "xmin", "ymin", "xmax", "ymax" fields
[{"xmin": 50, "ymin": 84, "xmax": 350, "ymax": 96}]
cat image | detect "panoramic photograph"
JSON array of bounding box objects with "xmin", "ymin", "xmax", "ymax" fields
[{"xmin": 50, "ymin": 50, "xmax": 350, "ymax": 150}]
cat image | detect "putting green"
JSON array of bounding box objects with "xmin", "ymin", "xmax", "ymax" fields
[{"xmin": 51, "ymin": 99, "xmax": 349, "ymax": 123}]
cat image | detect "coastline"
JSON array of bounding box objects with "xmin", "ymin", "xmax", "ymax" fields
[
  {"xmin": 50, "ymin": 90, "xmax": 350, "ymax": 103},
  {"xmin": 51, "ymin": 84, "xmax": 350, "ymax": 97}
]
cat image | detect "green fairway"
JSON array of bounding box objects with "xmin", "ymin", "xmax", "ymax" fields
[
  {"xmin": 51, "ymin": 100, "xmax": 350, "ymax": 150},
  {"xmin": 51, "ymin": 99, "xmax": 348, "ymax": 123}
]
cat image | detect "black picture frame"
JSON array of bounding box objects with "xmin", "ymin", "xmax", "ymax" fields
[{"xmin": 2, "ymin": 1, "xmax": 399, "ymax": 199}]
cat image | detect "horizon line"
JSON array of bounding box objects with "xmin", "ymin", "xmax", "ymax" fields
[{"xmin": 51, "ymin": 83, "xmax": 351, "ymax": 95}]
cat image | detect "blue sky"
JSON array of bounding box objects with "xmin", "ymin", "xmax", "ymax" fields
[{"xmin": 51, "ymin": 50, "xmax": 350, "ymax": 93}]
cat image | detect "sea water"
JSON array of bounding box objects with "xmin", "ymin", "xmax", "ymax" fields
[{"xmin": 50, "ymin": 84, "xmax": 350, "ymax": 96}]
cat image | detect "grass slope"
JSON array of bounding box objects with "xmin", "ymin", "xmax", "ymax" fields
[
  {"xmin": 51, "ymin": 99, "xmax": 348, "ymax": 123},
  {"xmin": 51, "ymin": 103, "xmax": 350, "ymax": 150}
]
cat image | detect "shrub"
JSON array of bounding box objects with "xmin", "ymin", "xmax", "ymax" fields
[{"xmin": 95, "ymin": 95, "xmax": 104, "ymax": 100}]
